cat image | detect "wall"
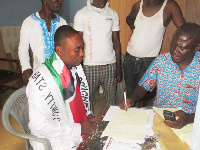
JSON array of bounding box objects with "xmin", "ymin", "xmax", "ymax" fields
[
  {"xmin": 0, "ymin": 0, "xmax": 86, "ymax": 26},
  {"xmin": 69, "ymin": 0, "xmax": 87, "ymax": 23},
  {"xmin": 0, "ymin": 0, "xmax": 41, "ymax": 26}
]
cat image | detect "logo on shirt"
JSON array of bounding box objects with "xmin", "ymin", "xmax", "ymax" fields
[{"xmin": 105, "ymin": 17, "xmax": 113, "ymax": 21}]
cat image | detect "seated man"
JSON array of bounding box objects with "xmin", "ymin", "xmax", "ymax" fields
[
  {"xmin": 119, "ymin": 23, "xmax": 200, "ymax": 129},
  {"xmin": 27, "ymin": 25, "xmax": 94, "ymax": 149}
]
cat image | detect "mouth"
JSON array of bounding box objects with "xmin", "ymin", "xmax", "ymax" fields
[
  {"xmin": 172, "ymin": 54, "xmax": 181, "ymax": 60},
  {"xmin": 56, "ymin": 4, "xmax": 62, "ymax": 9}
]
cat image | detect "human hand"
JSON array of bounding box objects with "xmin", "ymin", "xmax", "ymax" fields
[
  {"xmin": 114, "ymin": 67, "xmax": 122, "ymax": 82},
  {"xmin": 22, "ymin": 69, "xmax": 33, "ymax": 86},
  {"xmin": 118, "ymin": 98, "xmax": 133, "ymax": 111},
  {"xmin": 87, "ymin": 114, "xmax": 96, "ymax": 123},
  {"xmin": 81, "ymin": 118, "xmax": 94, "ymax": 135},
  {"xmin": 164, "ymin": 110, "xmax": 190, "ymax": 129}
]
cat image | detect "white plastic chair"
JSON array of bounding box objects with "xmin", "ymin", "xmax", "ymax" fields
[{"xmin": 2, "ymin": 87, "xmax": 52, "ymax": 150}]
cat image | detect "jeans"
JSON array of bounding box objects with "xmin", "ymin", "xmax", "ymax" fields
[{"xmin": 123, "ymin": 52, "xmax": 156, "ymax": 97}]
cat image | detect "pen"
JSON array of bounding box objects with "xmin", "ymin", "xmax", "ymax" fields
[{"xmin": 124, "ymin": 92, "xmax": 127, "ymax": 111}]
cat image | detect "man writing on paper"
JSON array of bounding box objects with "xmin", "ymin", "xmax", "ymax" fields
[
  {"xmin": 27, "ymin": 25, "xmax": 94, "ymax": 149},
  {"xmin": 119, "ymin": 23, "xmax": 200, "ymax": 129}
]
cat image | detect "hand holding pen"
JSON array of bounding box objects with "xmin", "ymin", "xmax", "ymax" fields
[{"xmin": 119, "ymin": 91, "xmax": 132, "ymax": 111}]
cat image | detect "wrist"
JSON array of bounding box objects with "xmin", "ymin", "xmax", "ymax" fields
[{"xmin": 186, "ymin": 113, "xmax": 195, "ymax": 124}]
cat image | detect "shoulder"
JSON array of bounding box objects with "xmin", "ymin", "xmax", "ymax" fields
[
  {"xmin": 57, "ymin": 15, "xmax": 67, "ymax": 24},
  {"xmin": 166, "ymin": 0, "xmax": 181, "ymax": 10},
  {"xmin": 21, "ymin": 13, "xmax": 37, "ymax": 27},
  {"xmin": 155, "ymin": 52, "xmax": 171, "ymax": 63},
  {"xmin": 133, "ymin": 1, "xmax": 141, "ymax": 10},
  {"xmin": 108, "ymin": 7, "xmax": 119, "ymax": 17},
  {"xmin": 76, "ymin": 6, "xmax": 88, "ymax": 15},
  {"xmin": 127, "ymin": 1, "xmax": 140, "ymax": 17}
]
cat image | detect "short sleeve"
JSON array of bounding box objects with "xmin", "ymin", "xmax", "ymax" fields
[
  {"xmin": 112, "ymin": 11, "xmax": 120, "ymax": 31},
  {"xmin": 74, "ymin": 11, "xmax": 84, "ymax": 32},
  {"xmin": 138, "ymin": 58, "xmax": 161, "ymax": 92}
]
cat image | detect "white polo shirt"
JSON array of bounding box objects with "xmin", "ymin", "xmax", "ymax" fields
[{"xmin": 74, "ymin": 0, "xmax": 120, "ymax": 65}]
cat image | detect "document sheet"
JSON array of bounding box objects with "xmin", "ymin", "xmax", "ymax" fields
[{"xmin": 101, "ymin": 109, "xmax": 149, "ymax": 141}]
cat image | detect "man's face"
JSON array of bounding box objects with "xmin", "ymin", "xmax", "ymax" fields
[
  {"xmin": 45, "ymin": 0, "xmax": 63, "ymax": 13},
  {"xmin": 170, "ymin": 33, "xmax": 197, "ymax": 65},
  {"xmin": 93, "ymin": 0, "xmax": 108, "ymax": 9},
  {"xmin": 58, "ymin": 34, "xmax": 84, "ymax": 69}
]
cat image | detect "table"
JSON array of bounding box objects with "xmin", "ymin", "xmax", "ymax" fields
[{"xmin": 77, "ymin": 106, "xmax": 190, "ymax": 150}]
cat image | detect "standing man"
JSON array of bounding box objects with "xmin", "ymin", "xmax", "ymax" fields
[
  {"xmin": 124, "ymin": 0, "xmax": 185, "ymax": 99},
  {"xmin": 74, "ymin": 0, "xmax": 122, "ymax": 113},
  {"xmin": 119, "ymin": 23, "xmax": 200, "ymax": 129},
  {"xmin": 27, "ymin": 25, "xmax": 94, "ymax": 150},
  {"xmin": 18, "ymin": 0, "xmax": 67, "ymax": 86}
]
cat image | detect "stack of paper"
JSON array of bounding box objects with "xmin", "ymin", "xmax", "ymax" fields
[
  {"xmin": 102, "ymin": 106, "xmax": 161, "ymax": 150},
  {"xmin": 101, "ymin": 109, "xmax": 149, "ymax": 141}
]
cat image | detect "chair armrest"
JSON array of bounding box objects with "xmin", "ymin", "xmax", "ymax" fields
[
  {"xmin": 0, "ymin": 58, "xmax": 20, "ymax": 62},
  {"xmin": 0, "ymin": 58, "xmax": 22, "ymax": 74}
]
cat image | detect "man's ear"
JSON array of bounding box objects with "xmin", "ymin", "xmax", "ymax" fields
[
  {"xmin": 195, "ymin": 44, "xmax": 200, "ymax": 51},
  {"xmin": 55, "ymin": 46, "xmax": 63, "ymax": 57}
]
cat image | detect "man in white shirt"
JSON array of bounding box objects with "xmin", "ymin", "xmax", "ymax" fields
[
  {"xmin": 27, "ymin": 25, "xmax": 94, "ymax": 150},
  {"xmin": 74, "ymin": 0, "xmax": 122, "ymax": 113},
  {"xmin": 18, "ymin": 0, "xmax": 67, "ymax": 85}
]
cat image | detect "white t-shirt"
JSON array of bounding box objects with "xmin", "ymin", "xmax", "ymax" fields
[
  {"xmin": 127, "ymin": 0, "xmax": 167, "ymax": 58},
  {"xmin": 18, "ymin": 12, "xmax": 67, "ymax": 72},
  {"xmin": 74, "ymin": 0, "xmax": 120, "ymax": 65}
]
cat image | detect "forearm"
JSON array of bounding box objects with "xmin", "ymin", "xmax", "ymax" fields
[
  {"xmin": 113, "ymin": 42, "xmax": 121, "ymax": 69},
  {"xmin": 129, "ymin": 86, "xmax": 148, "ymax": 105}
]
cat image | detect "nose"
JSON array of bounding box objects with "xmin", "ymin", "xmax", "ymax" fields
[
  {"xmin": 174, "ymin": 46, "xmax": 180, "ymax": 54},
  {"xmin": 80, "ymin": 47, "xmax": 84, "ymax": 57}
]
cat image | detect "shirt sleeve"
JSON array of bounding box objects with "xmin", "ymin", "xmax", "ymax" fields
[
  {"xmin": 74, "ymin": 11, "xmax": 84, "ymax": 32},
  {"xmin": 138, "ymin": 58, "xmax": 161, "ymax": 92},
  {"xmin": 112, "ymin": 10, "xmax": 120, "ymax": 31},
  {"xmin": 26, "ymin": 79, "xmax": 81, "ymax": 141},
  {"xmin": 18, "ymin": 19, "xmax": 32, "ymax": 72}
]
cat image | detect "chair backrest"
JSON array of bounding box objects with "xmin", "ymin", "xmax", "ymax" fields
[{"xmin": 2, "ymin": 87, "xmax": 52, "ymax": 150}]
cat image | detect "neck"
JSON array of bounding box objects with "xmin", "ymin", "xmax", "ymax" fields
[
  {"xmin": 177, "ymin": 59, "xmax": 193, "ymax": 72},
  {"xmin": 145, "ymin": 0, "xmax": 163, "ymax": 7},
  {"xmin": 39, "ymin": 7, "xmax": 55, "ymax": 21}
]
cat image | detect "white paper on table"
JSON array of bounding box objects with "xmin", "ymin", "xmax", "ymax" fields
[
  {"xmin": 103, "ymin": 106, "xmax": 120, "ymax": 121},
  {"xmin": 101, "ymin": 109, "xmax": 149, "ymax": 141},
  {"xmin": 103, "ymin": 106, "xmax": 154, "ymax": 126}
]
